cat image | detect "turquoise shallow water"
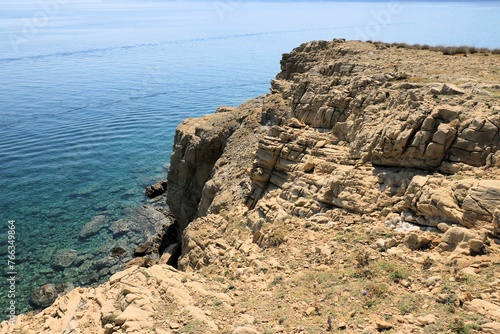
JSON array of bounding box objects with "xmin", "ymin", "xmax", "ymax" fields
[{"xmin": 0, "ymin": 0, "xmax": 499, "ymax": 319}]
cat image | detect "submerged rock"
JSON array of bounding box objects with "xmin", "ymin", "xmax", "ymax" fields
[
  {"xmin": 110, "ymin": 218, "xmax": 135, "ymax": 236},
  {"xmin": 51, "ymin": 249, "xmax": 77, "ymax": 270},
  {"xmin": 79, "ymin": 215, "xmax": 108, "ymax": 239}
]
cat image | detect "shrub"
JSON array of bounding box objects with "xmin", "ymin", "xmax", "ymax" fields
[{"xmin": 397, "ymin": 294, "xmax": 421, "ymax": 314}]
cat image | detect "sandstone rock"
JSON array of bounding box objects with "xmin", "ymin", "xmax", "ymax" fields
[
  {"xmin": 425, "ymin": 276, "xmax": 442, "ymax": 288},
  {"xmin": 483, "ymin": 322, "xmax": 500, "ymax": 333},
  {"xmin": 159, "ymin": 243, "xmax": 182, "ymax": 266},
  {"xmin": 437, "ymin": 227, "xmax": 486, "ymax": 253},
  {"xmin": 337, "ymin": 322, "xmax": 347, "ymax": 329},
  {"xmin": 79, "ymin": 215, "xmax": 108, "ymax": 239},
  {"xmin": 114, "ymin": 305, "xmax": 152, "ymax": 326},
  {"xmin": 124, "ymin": 256, "xmax": 156, "ymax": 269},
  {"xmin": 145, "ymin": 180, "xmax": 167, "ymax": 198},
  {"xmin": 469, "ymin": 238, "xmax": 487, "ymax": 256},
  {"xmin": 305, "ymin": 306, "xmax": 316, "ymax": 316},
  {"xmin": 375, "ymin": 318, "xmax": 393, "ymax": 330},
  {"xmin": 437, "ymin": 223, "xmax": 451, "ymax": 232},
  {"xmin": 463, "ymin": 299, "xmax": 500, "ymax": 320},
  {"xmin": 404, "ymin": 233, "xmax": 431, "ymax": 251},
  {"xmin": 494, "ymin": 209, "xmax": 500, "ymax": 237},
  {"xmin": 167, "ymin": 102, "xmax": 257, "ymax": 231},
  {"xmin": 134, "ymin": 241, "xmax": 154, "ymax": 256},
  {"xmin": 51, "ymin": 249, "xmax": 78, "ymax": 270},
  {"xmin": 232, "ymin": 326, "xmax": 262, "ymax": 334},
  {"xmin": 417, "ymin": 314, "xmax": 437, "ymax": 326},
  {"xmin": 430, "ymin": 83, "xmax": 465, "ymax": 95}
]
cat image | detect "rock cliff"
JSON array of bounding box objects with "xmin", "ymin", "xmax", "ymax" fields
[{"xmin": 3, "ymin": 40, "xmax": 500, "ymax": 334}]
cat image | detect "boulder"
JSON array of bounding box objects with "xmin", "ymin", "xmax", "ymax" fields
[
  {"xmin": 430, "ymin": 83, "xmax": 465, "ymax": 95},
  {"xmin": 404, "ymin": 233, "xmax": 431, "ymax": 251},
  {"xmin": 159, "ymin": 243, "xmax": 181, "ymax": 266},
  {"xmin": 145, "ymin": 180, "xmax": 167, "ymax": 198},
  {"xmin": 124, "ymin": 256, "xmax": 156, "ymax": 269},
  {"xmin": 232, "ymin": 327, "xmax": 262, "ymax": 334},
  {"xmin": 134, "ymin": 241, "xmax": 154, "ymax": 256},
  {"xmin": 437, "ymin": 227, "xmax": 486, "ymax": 253},
  {"xmin": 114, "ymin": 305, "xmax": 152, "ymax": 326},
  {"xmin": 30, "ymin": 283, "xmax": 73, "ymax": 309}
]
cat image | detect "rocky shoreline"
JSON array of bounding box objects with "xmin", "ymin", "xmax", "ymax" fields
[
  {"xmin": 2, "ymin": 39, "xmax": 500, "ymax": 334},
  {"xmin": 27, "ymin": 203, "xmax": 176, "ymax": 311}
]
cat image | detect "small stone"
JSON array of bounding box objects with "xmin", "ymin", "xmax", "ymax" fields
[
  {"xmin": 400, "ymin": 279, "xmax": 411, "ymax": 288},
  {"xmin": 469, "ymin": 239, "xmax": 487, "ymax": 256},
  {"xmin": 404, "ymin": 233, "xmax": 431, "ymax": 251},
  {"xmin": 437, "ymin": 223, "xmax": 450, "ymax": 233},
  {"xmin": 417, "ymin": 314, "xmax": 437, "ymax": 326},
  {"xmin": 338, "ymin": 321, "xmax": 347, "ymax": 329},
  {"xmin": 315, "ymin": 246, "xmax": 331, "ymax": 256},
  {"xmin": 232, "ymin": 327, "xmax": 262, "ymax": 334},
  {"xmin": 386, "ymin": 238, "xmax": 397, "ymax": 248},
  {"xmin": 375, "ymin": 239, "xmax": 386, "ymax": 250},
  {"xmin": 375, "ymin": 318, "xmax": 393, "ymax": 330},
  {"xmin": 104, "ymin": 324, "xmax": 114, "ymax": 334},
  {"xmin": 425, "ymin": 276, "xmax": 442, "ymax": 287},
  {"xmin": 305, "ymin": 307, "xmax": 316, "ymax": 316},
  {"xmin": 169, "ymin": 322, "xmax": 180, "ymax": 330}
]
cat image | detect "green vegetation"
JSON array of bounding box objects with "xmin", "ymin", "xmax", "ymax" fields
[{"xmin": 177, "ymin": 320, "xmax": 207, "ymax": 333}]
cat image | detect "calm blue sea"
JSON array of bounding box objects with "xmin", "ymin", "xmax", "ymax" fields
[{"xmin": 0, "ymin": 0, "xmax": 499, "ymax": 318}]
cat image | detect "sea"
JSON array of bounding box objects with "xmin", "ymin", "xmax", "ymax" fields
[{"xmin": 0, "ymin": 0, "xmax": 499, "ymax": 319}]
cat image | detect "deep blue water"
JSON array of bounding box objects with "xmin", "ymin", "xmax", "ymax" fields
[{"xmin": 0, "ymin": 0, "xmax": 499, "ymax": 318}]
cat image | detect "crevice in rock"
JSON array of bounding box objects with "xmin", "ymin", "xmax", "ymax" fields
[{"xmin": 158, "ymin": 221, "xmax": 182, "ymax": 268}]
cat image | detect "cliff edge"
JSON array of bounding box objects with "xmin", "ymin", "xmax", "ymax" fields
[{"xmin": 3, "ymin": 40, "xmax": 500, "ymax": 334}]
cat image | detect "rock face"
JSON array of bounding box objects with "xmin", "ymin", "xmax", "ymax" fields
[
  {"xmin": 3, "ymin": 41, "xmax": 500, "ymax": 334},
  {"xmin": 166, "ymin": 97, "xmax": 265, "ymax": 232}
]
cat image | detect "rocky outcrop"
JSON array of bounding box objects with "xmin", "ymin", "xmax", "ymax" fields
[
  {"xmin": 4, "ymin": 40, "xmax": 500, "ymax": 334},
  {"xmin": 4, "ymin": 265, "xmax": 234, "ymax": 334},
  {"xmin": 404, "ymin": 177, "xmax": 500, "ymax": 231},
  {"xmin": 166, "ymin": 98, "xmax": 264, "ymax": 231},
  {"xmin": 242, "ymin": 40, "xmax": 500, "ymax": 236}
]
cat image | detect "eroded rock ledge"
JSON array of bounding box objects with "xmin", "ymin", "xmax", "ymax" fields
[{"xmin": 3, "ymin": 40, "xmax": 500, "ymax": 334}]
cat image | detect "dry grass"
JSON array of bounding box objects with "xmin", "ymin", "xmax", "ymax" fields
[{"xmin": 366, "ymin": 40, "xmax": 500, "ymax": 56}]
